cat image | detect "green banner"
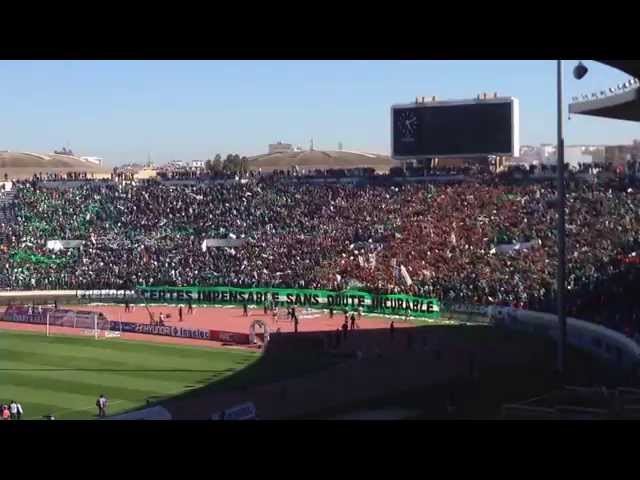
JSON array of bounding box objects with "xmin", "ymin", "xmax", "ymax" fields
[
  {"xmin": 9, "ymin": 250, "xmax": 69, "ymax": 266},
  {"xmin": 136, "ymin": 286, "xmax": 440, "ymax": 320}
]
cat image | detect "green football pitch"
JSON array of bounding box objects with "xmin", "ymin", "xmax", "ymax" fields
[{"xmin": 0, "ymin": 329, "xmax": 261, "ymax": 420}]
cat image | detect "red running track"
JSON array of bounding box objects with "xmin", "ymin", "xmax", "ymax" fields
[{"xmin": 0, "ymin": 304, "xmax": 412, "ymax": 349}]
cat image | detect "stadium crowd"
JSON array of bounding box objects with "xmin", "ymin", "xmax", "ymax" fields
[{"xmin": 1, "ymin": 175, "xmax": 640, "ymax": 335}]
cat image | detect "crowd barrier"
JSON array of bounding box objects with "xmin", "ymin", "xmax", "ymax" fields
[
  {"xmin": 488, "ymin": 306, "xmax": 640, "ymax": 370},
  {"xmin": 0, "ymin": 306, "xmax": 252, "ymax": 344},
  {"xmin": 109, "ymin": 405, "xmax": 172, "ymax": 420},
  {"xmin": 211, "ymin": 401, "xmax": 257, "ymax": 420},
  {"xmin": 444, "ymin": 303, "xmax": 491, "ymax": 324}
]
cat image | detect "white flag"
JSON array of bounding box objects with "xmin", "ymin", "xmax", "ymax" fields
[{"xmin": 400, "ymin": 265, "xmax": 413, "ymax": 286}]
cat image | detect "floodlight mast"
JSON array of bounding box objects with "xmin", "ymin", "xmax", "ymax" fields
[{"xmin": 557, "ymin": 60, "xmax": 567, "ymax": 375}]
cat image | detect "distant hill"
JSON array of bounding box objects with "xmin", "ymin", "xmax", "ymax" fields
[
  {"xmin": 249, "ymin": 150, "xmax": 398, "ymax": 172},
  {"xmin": 0, "ymin": 151, "xmax": 111, "ymax": 179}
]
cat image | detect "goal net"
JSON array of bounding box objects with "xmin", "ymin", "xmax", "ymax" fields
[
  {"xmin": 78, "ymin": 319, "xmax": 124, "ymax": 339},
  {"xmin": 1, "ymin": 305, "xmax": 121, "ymax": 339},
  {"xmin": 47, "ymin": 311, "xmax": 123, "ymax": 339}
]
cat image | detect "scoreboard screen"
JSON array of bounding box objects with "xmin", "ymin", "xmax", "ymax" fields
[{"xmin": 391, "ymin": 97, "xmax": 519, "ymax": 159}]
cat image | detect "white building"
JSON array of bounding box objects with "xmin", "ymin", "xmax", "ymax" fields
[
  {"xmin": 539, "ymin": 144, "xmax": 557, "ymax": 164},
  {"xmin": 81, "ymin": 156, "xmax": 104, "ymax": 166},
  {"xmin": 268, "ymin": 142, "xmax": 293, "ymax": 154},
  {"xmin": 516, "ymin": 145, "xmax": 555, "ymax": 165},
  {"xmin": 516, "ymin": 144, "xmax": 603, "ymax": 169},
  {"xmin": 167, "ymin": 160, "xmax": 205, "ymax": 169},
  {"xmin": 517, "ymin": 145, "xmax": 541, "ymax": 165},
  {"xmin": 565, "ymin": 146, "xmax": 593, "ymax": 169}
]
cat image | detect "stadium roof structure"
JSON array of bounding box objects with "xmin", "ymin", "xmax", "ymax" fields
[
  {"xmin": 569, "ymin": 60, "xmax": 640, "ymax": 122},
  {"xmin": 501, "ymin": 386, "xmax": 640, "ymax": 419},
  {"xmin": 249, "ymin": 150, "xmax": 398, "ymax": 172},
  {"xmin": 0, "ymin": 151, "xmax": 111, "ymax": 180},
  {"xmin": 598, "ymin": 60, "xmax": 640, "ymax": 79}
]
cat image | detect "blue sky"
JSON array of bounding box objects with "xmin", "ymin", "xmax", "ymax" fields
[{"xmin": 0, "ymin": 60, "xmax": 637, "ymax": 166}]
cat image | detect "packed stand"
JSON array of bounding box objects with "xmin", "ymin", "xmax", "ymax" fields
[{"xmin": 2, "ymin": 178, "xmax": 640, "ymax": 335}]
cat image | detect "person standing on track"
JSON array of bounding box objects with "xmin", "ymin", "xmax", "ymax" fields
[
  {"xmin": 350, "ymin": 312, "xmax": 356, "ymax": 330},
  {"xmin": 293, "ymin": 310, "xmax": 299, "ymax": 333},
  {"xmin": 188, "ymin": 300, "xmax": 193, "ymax": 315},
  {"xmin": 243, "ymin": 303, "xmax": 248, "ymax": 317},
  {"xmin": 96, "ymin": 394, "xmax": 108, "ymax": 418},
  {"xmin": 179, "ymin": 306, "xmax": 183, "ymax": 322},
  {"xmin": 390, "ymin": 321, "xmax": 395, "ymax": 341}
]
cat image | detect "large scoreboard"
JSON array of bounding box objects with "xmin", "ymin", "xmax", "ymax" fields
[{"xmin": 391, "ymin": 97, "xmax": 519, "ymax": 160}]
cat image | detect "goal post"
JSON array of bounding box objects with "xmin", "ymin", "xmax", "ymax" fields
[{"xmin": 5, "ymin": 305, "xmax": 124, "ymax": 340}]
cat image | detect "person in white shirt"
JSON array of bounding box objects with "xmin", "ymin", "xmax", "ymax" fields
[
  {"xmin": 96, "ymin": 394, "xmax": 108, "ymax": 418},
  {"xmin": 16, "ymin": 402, "xmax": 23, "ymax": 420},
  {"xmin": 9, "ymin": 401, "xmax": 17, "ymax": 420}
]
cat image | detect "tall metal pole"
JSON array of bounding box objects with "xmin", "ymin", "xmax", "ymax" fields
[{"xmin": 557, "ymin": 60, "xmax": 567, "ymax": 374}]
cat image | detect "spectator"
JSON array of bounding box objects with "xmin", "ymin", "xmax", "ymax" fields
[{"xmin": 1, "ymin": 175, "xmax": 640, "ymax": 337}]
